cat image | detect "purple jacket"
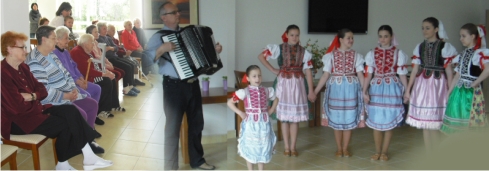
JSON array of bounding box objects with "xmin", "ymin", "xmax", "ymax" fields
[{"xmin": 53, "ymin": 46, "xmax": 84, "ymax": 81}]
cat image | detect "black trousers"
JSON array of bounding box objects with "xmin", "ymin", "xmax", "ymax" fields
[
  {"xmin": 108, "ymin": 57, "xmax": 135, "ymax": 87},
  {"xmin": 163, "ymin": 76, "xmax": 205, "ymax": 169},
  {"xmin": 10, "ymin": 105, "xmax": 96, "ymax": 162},
  {"xmin": 95, "ymin": 77, "xmax": 120, "ymax": 112}
]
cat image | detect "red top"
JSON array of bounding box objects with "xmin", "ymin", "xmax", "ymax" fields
[
  {"xmin": 120, "ymin": 30, "xmax": 141, "ymax": 51},
  {"xmin": 1, "ymin": 60, "xmax": 51, "ymax": 140},
  {"xmin": 70, "ymin": 46, "xmax": 103, "ymax": 82}
]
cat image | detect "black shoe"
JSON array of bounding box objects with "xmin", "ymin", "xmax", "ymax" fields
[
  {"xmin": 134, "ymin": 79, "xmax": 146, "ymax": 86},
  {"xmin": 95, "ymin": 117, "xmax": 105, "ymax": 125},
  {"xmin": 89, "ymin": 141, "xmax": 105, "ymax": 154},
  {"xmin": 94, "ymin": 130, "xmax": 102, "ymax": 138}
]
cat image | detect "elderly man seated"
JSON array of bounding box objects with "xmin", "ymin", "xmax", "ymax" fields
[{"xmin": 2, "ymin": 30, "xmax": 112, "ymax": 170}]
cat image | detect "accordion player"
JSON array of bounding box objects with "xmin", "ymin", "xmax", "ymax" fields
[{"xmin": 158, "ymin": 25, "xmax": 223, "ymax": 80}]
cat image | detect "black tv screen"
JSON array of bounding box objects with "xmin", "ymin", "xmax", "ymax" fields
[{"xmin": 308, "ymin": 0, "xmax": 369, "ymax": 34}]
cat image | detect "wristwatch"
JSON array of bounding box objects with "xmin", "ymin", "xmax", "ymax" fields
[{"xmin": 30, "ymin": 93, "xmax": 36, "ymax": 101}]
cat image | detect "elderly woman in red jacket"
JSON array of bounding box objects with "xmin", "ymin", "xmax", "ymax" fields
[
  {"xmin": 1, "ymin": 31, "xmax": 112, "ymax": 170},
  {"xmin": 70, "ymin": 34, "xmax": 126, "ymax": 117}
]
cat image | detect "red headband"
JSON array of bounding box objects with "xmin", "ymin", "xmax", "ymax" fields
[
  {"xmin": 241, "ymin": 74, "xmax": 248, "ymax": 84},
  {"xmin": 281, "ymin": 31, "xmax": 288, "ymax": 43},
  {"xmin": 475, "ymin": 25, "xmax": 487, "ymax": 50},
  {"xmin": 326, "ymin": 35, "xmax": 340, "ymax": 54}
]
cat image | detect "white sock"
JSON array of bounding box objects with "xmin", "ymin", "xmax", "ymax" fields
[
  {"xmin": 123, "ymin": 86, "xmax": 132, "ymax": 93},
  {"xmin": 81, "ymin": 143, "xmax": 101, "ymax": 165},
  {"xmin": 56, "ymin": 161, "xmax": 76, "ymax": 170}
]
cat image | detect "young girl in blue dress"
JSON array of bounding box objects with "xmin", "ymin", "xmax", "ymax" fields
[
  {"xmin": 227, "ymin": 65, "xmax": 278, "ymax": 170},
  {"xmin": 314, "ymin": 28, "xmax": 365, "ymax": 157},
  {"xmin": 363, "ymin": 25, "xmax": 409, "ymax": 161}
]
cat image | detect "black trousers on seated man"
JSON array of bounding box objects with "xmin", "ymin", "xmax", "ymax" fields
[{"xmin": 163, "ymin": 76, "xmax": 206, "ymax": 170}]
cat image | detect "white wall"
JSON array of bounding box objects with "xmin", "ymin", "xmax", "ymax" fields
[
  {"xmin": 36, "ymin": 0, "xmax": 57, "ymax": 23},
  {"xmin": 236, "ymin": 0, "xmax": 483, "ymax": 82},
  {"xmin": 1, "ymin": 0, "xmax": 30, "ymax": 39}
]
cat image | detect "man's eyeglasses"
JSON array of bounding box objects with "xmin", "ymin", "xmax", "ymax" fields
[
  {"xmin": 162, "ymin": 10, "xmax": 181, "ymax": 15},
  {"xmin": 11, "ymin": 46, "xmax": 27, "ymax": 51}
]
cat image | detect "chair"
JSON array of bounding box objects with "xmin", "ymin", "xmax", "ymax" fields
[
  {"xmin": 2, "ymin": 135, "xmax": 58, "ymax": 170},
  {"xmin": 234, "ymin": 70, "xmax": 246, "ymax": 89},
  {"xmin": 67, "ymin": 40, "xmax": 77, "ymax": 51},
  {"xmin": 1, "ymin": 144, "xmax": 18, "ymax": 170},
  {"xmin": 30, "ymin": 39, "xmax": 38, "ymax": 51},
  {"xmin": 233, "ymin": 70, "xmax": 283, "ymax": 141},
  {"xmin": 117, "ymin": 30, "xmax": 123, "ymax": 44}
]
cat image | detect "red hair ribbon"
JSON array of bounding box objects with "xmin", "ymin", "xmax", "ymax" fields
[
  {"xmin": 232, "ymin": 92, "xmax": 240, "ymax": 102},
  {"xmin": 479, "ymin": 52, "xmax": 489, "ymax": 70},
  {"xmin": 262, "ymin": 49, "xmax": 272, "ymax": 60},
  {"xmin": 475, "ymin": 25, "xmax": 487, "ymax": 50},
  {"xmin": 444, "ymin": 56, "xmax": 456, "ymax": 68},
  {"xmin": 241, "ymin": 74, "xmax": 249, "ymax": 84},
  {"xmin": 281, "ymin": 31, "xmax": 288, "ymax": 43},
  {"xmin": 325, "ymin": 35, "xmax": 340, "ymax": 54}
]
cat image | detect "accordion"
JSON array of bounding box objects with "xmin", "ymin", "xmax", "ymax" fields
[{"xmin": 160, "ymin": 25, "xmax": 223, "ymax": 80}]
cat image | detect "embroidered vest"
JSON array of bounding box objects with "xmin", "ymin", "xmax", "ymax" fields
[{"xmin": 417, "ymin": 40, "xmax": 446, "ymax": 79}]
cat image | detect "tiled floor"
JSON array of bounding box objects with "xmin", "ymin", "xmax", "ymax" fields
[{"xmin": 3, "ymin": 74, "xmax": 489, "ymax": 170}]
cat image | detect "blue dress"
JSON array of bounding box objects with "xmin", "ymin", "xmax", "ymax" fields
[
  {"xmin": 234, "ymin": 85, "xmax": 276, "ymax": 163},
  {"xmin": 364, "ymin": 46, "xmax": 408, "ymax": 131},
  {"xmin": 321, "ymin": 49, "xmax": 365, "ymax": 130}
]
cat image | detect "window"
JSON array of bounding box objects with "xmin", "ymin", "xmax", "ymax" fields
[{"xmin": 30, "ymin": 0, "xmax": 132, "ymax": 37}]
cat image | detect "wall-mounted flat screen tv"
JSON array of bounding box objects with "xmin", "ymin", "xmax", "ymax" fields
[{"xmin": 308, "ymin": 0, "xmax": 369, "ymax": 34}]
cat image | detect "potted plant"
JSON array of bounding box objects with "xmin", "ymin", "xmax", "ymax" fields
[
  {"xmin": 304, "ymin": 39, "xmax": 328, "ymax": 78},
  {"xmin": 202, "ymin": 77, "xmax": 210, "ymax": 91},
  {"xmin": 222, "ymin": 76, "xmax": 228, "ymax": 90}
]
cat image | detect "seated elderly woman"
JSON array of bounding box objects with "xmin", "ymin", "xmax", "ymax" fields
[
  {"xmin": 53, "ymin": 26, "xmax": 105, "ymax": 126},
  {"xmin": 25, "ymin": 26, "xmax": 105, "ymax": 153},
  {"xmin": 94, "ymin": 22, "xmax": 142, "ymax": 95},
  {"xmin": 1, "ymin": 31, "xmax": 112, "ymax": 170},
  {"xmin": 71, "ymin": 34, "xmax": 126, "ymax": 117},
  {"xmin": 121, "ymin": 20, "xmax": 153, "ymax": 75},
  {"xmin": 86, "ymin": 25, "xmax": 134, "ymax": 96}
]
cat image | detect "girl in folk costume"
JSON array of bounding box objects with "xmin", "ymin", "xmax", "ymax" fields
[
  {"xmin": 441, "ymin": 24, "xmax": 489, "ymax": 134},
  {"xmin": 404, "ymin": 17, "xmax": 458, "ymax": 150},
  {"xmin": 227, "ymin": 65, "xmax": 278, "ymax": 170},
  {"xmin": 258, "ymin": 25, "xmax": 316, "ymax": 157},
  {"xmin": 314, "ymin": 28, "xmax": 365, "ymax": 157},
  {"xmin": 363, "ymin": 25, "xmax": 409, "ymax": 161}
]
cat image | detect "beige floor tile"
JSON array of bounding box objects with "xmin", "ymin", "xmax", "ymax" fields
[
  {"xmin": 100, "ymin": 117, "xmax": 133, "ymax": 128},
  {"xmin": 133, "ymin": 157, "xmax": 164, "ymax": 170},
  {"xmin": 16, "ymin": 156, "xmax": 56, "ymax": 170},
  {"xmin": 93, "ymin": 138, "xmax": 118, "ymax": 153},
  {"xmin": 140, "ymin": 143, "xmax": 164, "ymax": 160},
  {"xmin": 112, "ymin": 109, "xmax": 139, "ymax": 119},
  {"xmin": 108, "ymin": 139, "xmax": 147, "ymax": 157},
  {"xmin": 140, "ymin": 103, "xmax": 165, "ymax": 113},
  {"xmin": 127, "ymin": 119, "xmax": 158, "ymax": 130},
  {"xmin": 134, "ymin": 111, "xmax": 163, "ymax": 121},
  {"xmin": 148, "ymin": 131, "xmax": 165, "ymax": 144},
  {"xmin": 119, "ymin": 128, "xmax": 153, "ymax": 142},
  {"xmin": 0, "ymin": 152, "xmax": 31, "ymax": 170},
  {"xmin": 94, "ymin": 125, "xmax": 126, "ymax": 140},
  {"xmin": 97, "ymin": 153, "xmax": 138, "ymax": 170}
]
